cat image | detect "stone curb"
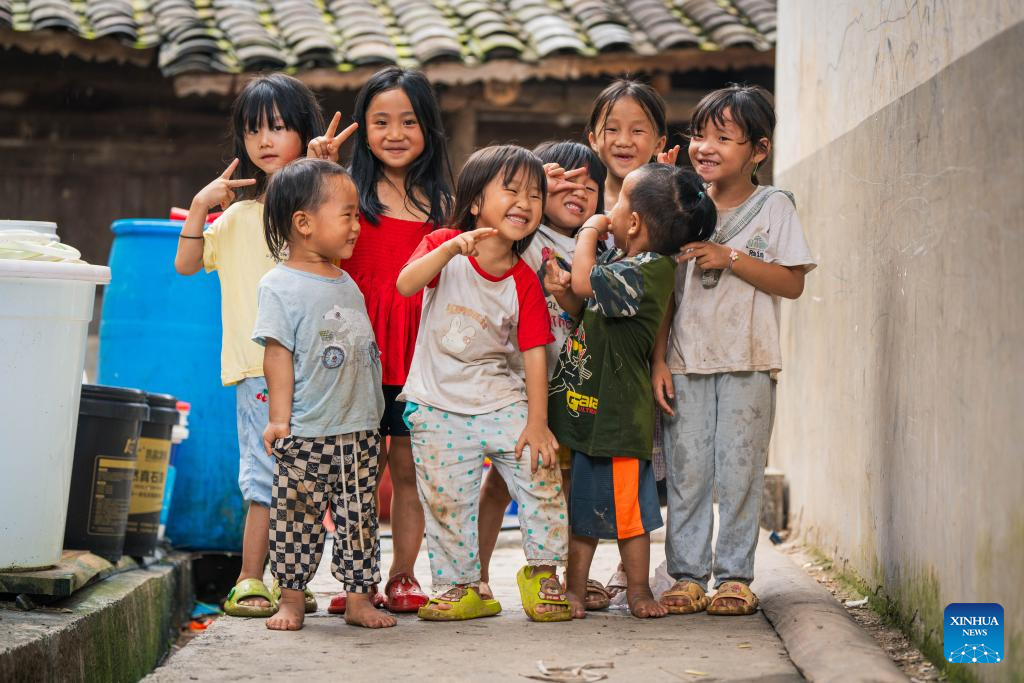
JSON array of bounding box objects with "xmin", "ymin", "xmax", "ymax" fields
[
  {"xmin": 0, "ymin": 554, "xmax": 192, "ymax": 682},
  {"xmin": 753, "ymin": 539, "xmax": 907, "ymax": 682}
]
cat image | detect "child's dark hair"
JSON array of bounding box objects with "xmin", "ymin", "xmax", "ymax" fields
[
  {"xmin": 451, "ymin": 145, "xmax": 547, "ymax": 256},
  {"xmin": 532, "ymin": 140, "xmax": 607, "ymax": 215},
  {"xmin": 350, "ymin": 66, "xmax": 454, "ymax": 228},
  {"xmin": 230, "ymin": 74, "xmax": 326, "ymax": 198},
  {"xmin": 263, "ymin": 158, "xmax": 352, "ymax": 261},
  {"xmin": 689, "ymin": 84, "xmax": 775, "ymax": 185},
  {"xmin": 629, "ymin": 164, "xmax": 716, "ymax": 255},
  {"xmin": 585, "ymin": 78, "xmax": 668, "ymax": 142}
]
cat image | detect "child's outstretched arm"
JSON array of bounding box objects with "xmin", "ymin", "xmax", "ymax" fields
[
  {"xmin": 651, "ymin": 297, "xmax": 676, "ymax": 416},
  {"xmin": 261, "ymin": 339, "xmax": 294, "ymax": 455},
  {"xmin": 569, "ymin": 214, "xmax": 610, "ymax": 298},
  {"xmin": 175, "ymin": 158, "xmax": 255, "ymax": 276},
  {"xmin": 396, "ymin": 227, "xmax": 498, "ymax": 296},
  {"xmin": 680, "ymin": 242, "xmax": 806, "ymax": 299},
  {"xmin": 515, "ymin": 346, "xmax": 560, "ymax": 473}
]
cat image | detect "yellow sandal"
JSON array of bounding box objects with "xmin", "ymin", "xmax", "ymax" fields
[
  {"xmin": 660, "ymin": 580, "xmax": 710, "ymax": 614},
  {"xmin": 707, "ymin": 581, "xmax": 759, "ymax": 616},
  {"xmin": 417, "ymin": 586, "xmax": 502, "ymax": 621},
  {"xmin": 516, "ymin": 566, "xmax": 572, "ymax": 622}
]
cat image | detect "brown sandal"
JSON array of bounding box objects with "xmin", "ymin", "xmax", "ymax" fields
[
  {"xmin": 707, "ymin": 581, "xmax": 759, "ymax": 616},
  {"xmin": 584, "ymin": 579, "xmax": 611, "ymax": 610},
  {"xmin": 659, "ymin": 580, "xmax": 710, "ymax": 614},
  {"xmin": 605, "ymin": 567, "xmax": 627, "ymax": 599}
]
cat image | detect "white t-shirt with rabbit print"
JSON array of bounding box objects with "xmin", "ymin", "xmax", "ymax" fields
[{"xmin": 400, "ymin": 229, "xmax": 553, "ymax": 415}]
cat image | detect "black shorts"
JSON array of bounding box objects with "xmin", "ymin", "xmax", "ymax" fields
[{"xmin": 380, "ymin": 385, "xmax": 410, "ymax": 438}]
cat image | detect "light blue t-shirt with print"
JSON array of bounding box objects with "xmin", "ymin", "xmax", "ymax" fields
[{"xmin": 252, "ymin": 264, "xmax": 384, "ymax": 438}]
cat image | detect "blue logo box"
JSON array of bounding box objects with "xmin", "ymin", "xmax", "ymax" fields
[{"xmin": 944, "ymin": 603, "xmax": 1004, "ymax": 663}]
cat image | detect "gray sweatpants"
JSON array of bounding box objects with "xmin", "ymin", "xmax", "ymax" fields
[{"xmin": 663, "ymin": 371, "xmax": 775, "ymax": 589}]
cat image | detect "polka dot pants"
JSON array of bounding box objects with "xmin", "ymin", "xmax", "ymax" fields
[{"xmin": 405, "ymin": 400, "xmax": 568, "ymax": 592}]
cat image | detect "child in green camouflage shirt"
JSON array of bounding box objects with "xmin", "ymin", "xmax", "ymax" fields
[{"xmin": 543, "ymin": 163, "xmax": 716, "ymax": 618}]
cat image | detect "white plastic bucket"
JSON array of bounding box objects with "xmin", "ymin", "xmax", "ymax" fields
[{"xmin": 0, "ymin": 260, "xmax": 111, "ymax": 570}]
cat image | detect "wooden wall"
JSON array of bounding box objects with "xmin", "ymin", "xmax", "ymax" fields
[{"xmin": 0, "ymin": 48, "xmax": 772, "ymax": 272}]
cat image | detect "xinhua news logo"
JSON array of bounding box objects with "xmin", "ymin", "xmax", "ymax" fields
[{"xmin": 944, "ymin": 603, "xmax": 1004, "ymax": 664}]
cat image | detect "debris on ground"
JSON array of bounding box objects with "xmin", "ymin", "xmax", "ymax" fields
[
  {"xmin": 525, "ymin": 660, "xmax": 614, "ymax": 682},
  {"xmin": 781, "ymin": 542, "xmax": 941, "ymax": 681}
]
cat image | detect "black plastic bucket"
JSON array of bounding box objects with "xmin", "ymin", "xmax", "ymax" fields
[
  {"xmin": 64, "ymin": 385, "xmax": 149, "ymax": 562},
  {"xmin": 123, "ymin": 393, "xmax": 178, "ymax": 557}
]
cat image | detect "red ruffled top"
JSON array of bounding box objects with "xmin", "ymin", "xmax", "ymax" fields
[{"xmin": 341, "ymin": 213, "xmax": 434, "ymax": 386}]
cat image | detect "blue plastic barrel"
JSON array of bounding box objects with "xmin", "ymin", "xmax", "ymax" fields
[{"xmin": 99, "ymin": 219, "xmax": 243, "ymax": 551}]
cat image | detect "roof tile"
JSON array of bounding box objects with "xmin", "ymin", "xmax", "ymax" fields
[{"xmin": 4, "ymin": 0, "xmax": 774, "ymax": 76}]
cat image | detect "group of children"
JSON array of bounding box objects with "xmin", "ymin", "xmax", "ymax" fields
[{"xmin": 173, "ymin": 67, "xmax": 815, "ymax": 631}]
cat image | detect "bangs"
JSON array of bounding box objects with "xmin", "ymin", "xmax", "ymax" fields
[
  {"xmin": 588, "ymin": 80, "xmax": 667, "ymax": 138},
  {"xmin": 238, "ymin": 81, "xmax": 300, "ymax": 133},
  {"xmin": 500, "ymin": 150, "xmax": 546, "ymax": 195},
  {"xmin": 533, "ymin": 140, "xmax": 606, "ymax": 213},
  {"xmin": 689, "ymin": 86, "xmax": 774, "ymax": 142},
  {"xmin": 689, "ymin": 90, "xmax": 736, "ymax": 135}
]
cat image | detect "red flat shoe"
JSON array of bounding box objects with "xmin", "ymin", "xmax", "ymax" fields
[
  {"xmin": 327, "ymin": 589, "xmax": 386, "ymax": 614},
  {"xmin": 327, "ymin": 592, "xmax": 346, "ymax": 614},
  {"xmin": 384, "ymin": 573, "xmax": 429, "ymax": 613}
]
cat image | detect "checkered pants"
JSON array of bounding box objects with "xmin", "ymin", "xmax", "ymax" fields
[{"xmin": 269, "ymin": 430, "xmax": 382, "ymax": 593}]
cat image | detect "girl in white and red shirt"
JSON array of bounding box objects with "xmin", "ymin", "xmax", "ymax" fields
[{"xmin": 396, "ymin": 145, "xmax": 571, "ymax": 623}]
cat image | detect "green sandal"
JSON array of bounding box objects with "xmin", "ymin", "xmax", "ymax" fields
[
  {"xmin": 516, "ymin": 566, "xmax": 572, "ymax": 622},
  {"xmin": 417, "ymin": 586, "xmax": 502, "ymax": 621},
  {"xmin": 224, "ymin": 578, "xmax": 277, "ymax": 618},
  {"xmin": 270, "ymin": 580, "xmax": 318, "ymax": 614}
]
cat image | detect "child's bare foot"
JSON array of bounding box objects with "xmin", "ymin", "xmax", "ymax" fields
[
  {"xmin": 563, "ymin": 589, "xmax": 587, "ymax": 619},
  {"xmin": 345, "ymin": 592, "xmax": 397, "ymax": 628},
  {"xmin": 477, "ymin": 581, "xmax": 493, "ymax": 600},
  {"xmin": 266, "ymin": 588, "xmax": 304, "ymax": 630},
  {"xmin": 627, "ymin": 587, "xmax": 668, "ymax": 619}
]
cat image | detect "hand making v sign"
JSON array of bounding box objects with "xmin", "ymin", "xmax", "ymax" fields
[
  {"xmin": 307, "ymin": 111, "xmax": 359, "ymax": 163},
  {"xmin": 193, "ymin": 158, "xmax": 257, "ymax": 212}
]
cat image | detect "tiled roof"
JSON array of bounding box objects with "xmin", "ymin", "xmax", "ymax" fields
[{"xmin": 0, "ymin": 0, "xmax": 776, "ymax": 77}]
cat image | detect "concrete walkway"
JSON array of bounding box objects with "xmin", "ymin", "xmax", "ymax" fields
[{"xmin": 149, "ymin": 529, "xmax": 802, "ymax": 682}]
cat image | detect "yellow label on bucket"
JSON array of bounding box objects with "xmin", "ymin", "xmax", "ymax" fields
[
  {"xmin": 89, "ymin": 457, "xmax": 135, "ymax": 536},
  {"xmin": 128, "ymin": 437, "xmax": 171, "ymax": 516}
]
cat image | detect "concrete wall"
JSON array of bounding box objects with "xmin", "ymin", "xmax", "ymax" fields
[{"xmin": 772, "ymin": 2, "xmax": 1023, "ymax": 679}]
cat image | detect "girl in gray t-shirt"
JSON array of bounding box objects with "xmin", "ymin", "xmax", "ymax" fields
[{"xmin": 654, "ymin": 86, "xmax": 816, "ymax": 618}]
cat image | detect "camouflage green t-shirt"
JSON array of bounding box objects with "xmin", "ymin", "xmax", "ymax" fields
[{"xmin": 548, "ymin": 249, "xmax": 676, "ymax": 459}]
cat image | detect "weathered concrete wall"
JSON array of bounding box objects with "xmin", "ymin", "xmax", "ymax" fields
[{"xmin": 773, "ymin": 2, "xmax": 1024, "ymax": 680}]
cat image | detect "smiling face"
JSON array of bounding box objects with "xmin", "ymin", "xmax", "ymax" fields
[
  {"xmin": 472, "ymin": 167, "xmax": 544, "ymax": 245},
  {"xmin": 365, "ymin": 87, "xmax": 426, "ymax": 172},
  {"xmin": 243, "ymin": 106, "xmax": 304, "ymax": 176},
  {"xmin": 302, "ymin": 175, "xmax": 361, "ymax": 261},
  {"xmin": 688, "ymin": 107, "xmax": 768, "ymax": 186},
  {"xmin": 589, "ymin": 96, "xmax": 666, "ymax": 181},
  {"xmin": 544, "ymin": 169, "xmax": 600, "ymax": 235}
]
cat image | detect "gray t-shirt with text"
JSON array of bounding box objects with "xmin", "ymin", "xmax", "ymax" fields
[{"xmin": 253, "ymin": 264, "xmax": 384, "ymax": 437}]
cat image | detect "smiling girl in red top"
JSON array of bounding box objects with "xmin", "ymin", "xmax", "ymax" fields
[{"xmin": 314, "ymin": 67, "xmax": 455, "ymax": 614}]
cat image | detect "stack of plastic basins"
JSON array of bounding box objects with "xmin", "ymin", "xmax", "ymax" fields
[{"xmin": 98, "ymin": 219, "xmax": 243, "ymax": 551}]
